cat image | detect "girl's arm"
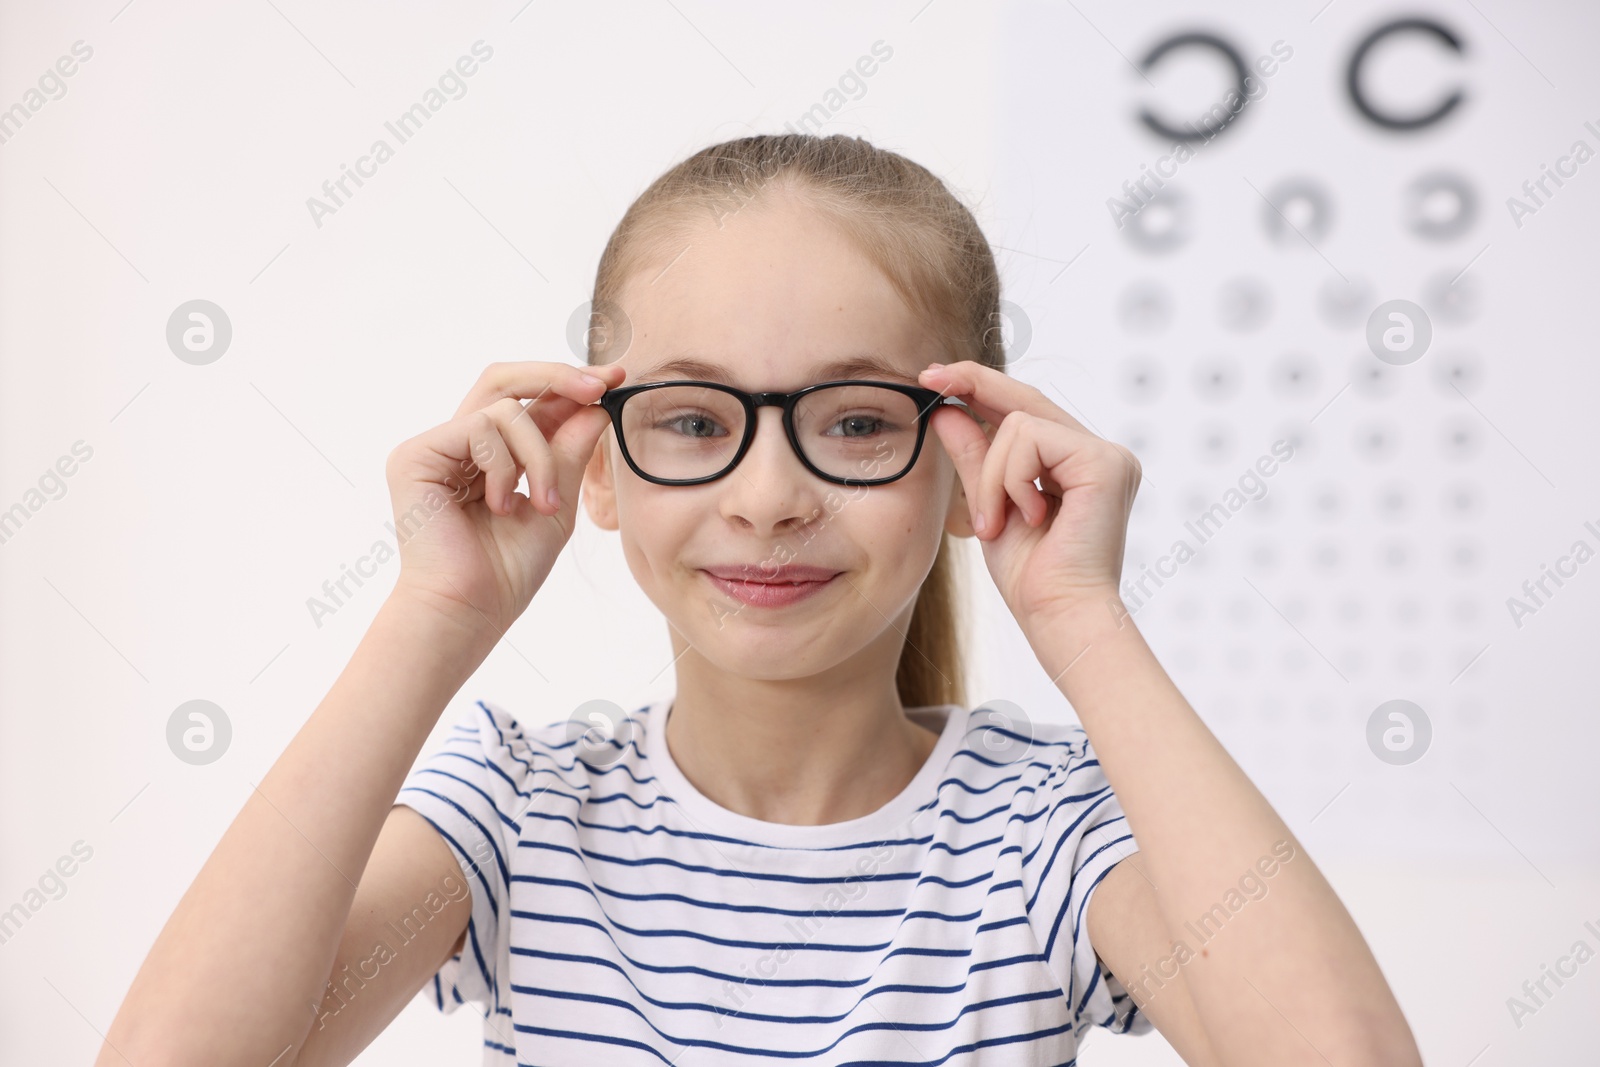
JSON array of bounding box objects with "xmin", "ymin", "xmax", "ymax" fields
[
  {"xmin": 96, "ymin": 360, "xmax": 623, "ymax": 1066},
  {"xmin": 1037, "ymin": 599, "xmax": 1422, "ymax": 1066},
  {"xmin": 915, "ymin": 358, "xmax": 1421, "ymax": 1064},
  {"xmin": 96, "ymin": 593, "xmax": 496, "ymax": 1067}
]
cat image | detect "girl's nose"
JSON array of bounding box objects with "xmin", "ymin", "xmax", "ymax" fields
[{"xmin": 716, "ymin": 408, "xmax": 827, "ymax": 530}]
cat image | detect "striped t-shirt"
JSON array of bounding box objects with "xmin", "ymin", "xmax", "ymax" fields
[{"xmin": 395, "ymin": 695, "xmax": 1152, "ymax": 1064}]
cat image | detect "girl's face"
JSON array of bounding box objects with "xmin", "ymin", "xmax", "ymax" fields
[{"xmin": 582, "ymin": 191, "xmax": 975, "ymax": 683}]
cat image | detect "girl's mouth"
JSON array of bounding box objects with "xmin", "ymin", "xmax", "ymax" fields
[{"xmin": 699, "ymin": 570, "xmax": 840, "ymax": 608}]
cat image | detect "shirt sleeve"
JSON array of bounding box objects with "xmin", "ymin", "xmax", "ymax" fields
[
  {"xmin": 394, "ymin": 700, "xmax": 523, "ymax": 1018},
  {"xmin": 1017, "ymin": 723, "xmax": 1153, "ymax": 1038}
]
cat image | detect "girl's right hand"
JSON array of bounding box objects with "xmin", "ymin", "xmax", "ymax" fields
[{"xmin": 383, "ymin": 360, "xmax": 627, "ymax": 636}]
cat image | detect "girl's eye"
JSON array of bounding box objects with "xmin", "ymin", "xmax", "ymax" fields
[
  {"xmin": 827, "ymin": 414, "xmax": 891, "ymax": 438},
  {"xmin": 659, "ymin": 412, "xmax": 727, "ymax": 438}
]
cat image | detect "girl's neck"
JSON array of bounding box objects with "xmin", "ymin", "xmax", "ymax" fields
[{"xmin": 663, "ymin": 681, "xmax": 943, "ymax": 827}]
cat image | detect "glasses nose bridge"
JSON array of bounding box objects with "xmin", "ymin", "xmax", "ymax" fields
[
  {"xmin": 739, "ymin": 390, "xmax": 802, "ymax": 467},
  {"xmin": 747, "ymin": 390, "xmax": 795, "ymax": 411}
]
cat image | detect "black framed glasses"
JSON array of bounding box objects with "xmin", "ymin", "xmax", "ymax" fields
[{"xmin": 596, "ymin": 379, "xmax": 966, "ymax": 487}]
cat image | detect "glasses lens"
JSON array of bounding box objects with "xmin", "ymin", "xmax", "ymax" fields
[
  {"xmin": 619, "ymin": 385, "xmax": 746, "ymax": 482},
  {"xmin": 794, "ymin": 384, "xmax": 922, "ymax": 482},
  {"xmin": 619, "ymin": 384, "xmax": 925, "ymax": 482}
]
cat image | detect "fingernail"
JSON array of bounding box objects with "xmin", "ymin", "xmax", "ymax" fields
[
  {"xmin": 546, "ymin": 487, "xmax": 561, "ymax": 508},
  {"xmin": 973, "ymin": 510, "xmax": 986, "ymax": 533},
  {"xmin": 581, "ymin": 374, "xmax": 603, "ymax": 386}
]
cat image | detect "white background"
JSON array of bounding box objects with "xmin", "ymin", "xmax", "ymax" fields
[{"xmin": 1, "ymin": 0, "xmax": 1596, "ymax": 1063}]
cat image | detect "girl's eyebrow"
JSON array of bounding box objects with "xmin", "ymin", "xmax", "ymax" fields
[{"xmin": 635, "ymin": 354, "xmax": 922, "ymax": 386}]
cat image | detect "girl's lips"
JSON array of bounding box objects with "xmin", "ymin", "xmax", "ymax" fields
[{"xmin": 700, "ymin": 571, "xmax": 840, "ymax": 608}]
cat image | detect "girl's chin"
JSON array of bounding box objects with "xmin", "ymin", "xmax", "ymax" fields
[{"xmin": 683, "ymin": 623, "xmax": 834, "ymax": 674}]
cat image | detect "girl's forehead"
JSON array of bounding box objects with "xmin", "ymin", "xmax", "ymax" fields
[
  {"xmin": 618, "ymin": 211, "xmax": 920, "ymax": 327},
  {"xmin": 610, "ymin": 290, "xmax": 943, "ymax": 384},
  {"xmin": 606, "ymin": 222, "xmax": 945, "ymax": 378},
  {"xmin": 623, "ymin": 350, "xmax": 927, "ymax": 388}
]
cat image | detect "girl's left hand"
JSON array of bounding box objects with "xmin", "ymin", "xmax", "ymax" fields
[{"xmin": 920, "ymin": 360, "xmax": 1141, "ymax": 635}]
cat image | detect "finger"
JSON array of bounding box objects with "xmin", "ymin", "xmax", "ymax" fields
[
  {"xmin": 928, "ymin": 405, "xmax": 990, "ymax": 525},
  {"xmin": 453, "ymin": 361, "xmax": 626, "ymax": 422},
  {"xmin": 403, "ymin": 415, "xmax": 498, "ymax": 510},
  {"xmin": 919, "ymin": 361, "xmax": 1093, "ymax": 438},
  {"xmin": 546, "ymin": 403, "xmax": 617, "ymax": 512},
  {"xmin": 1002, "ymin": 418, "xmax": 1053, "ymax": 527},
  {"xmin": 464, "ymin": 409, "xmax": 521, "ymax": 516},
  {"xmin": 974, "ymin": 412, "xmax": 1025, "ymax": 540},
  {"xmin": 486, "ymin": 396, "xmax": 561, "ymax": 515}
]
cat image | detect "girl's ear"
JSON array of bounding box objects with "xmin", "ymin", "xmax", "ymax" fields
[
  {"xmin": 581, "ymin": 429, "xmax": 620, "ymax": 531},
  {"xmin": 943, "ymin": 471, "xmax": 976, "ymax": 539}
]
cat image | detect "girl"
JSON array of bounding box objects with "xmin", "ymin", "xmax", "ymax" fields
[{"xmin": 100, "ymin": 134, "xmax": 1420, "ymax": 1066}]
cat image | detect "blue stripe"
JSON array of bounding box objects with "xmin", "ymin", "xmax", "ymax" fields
[
  {"xmin": 530, "ymin": 806, "xmax": 964, "ymax": 856},
  {"xmin": 1022, "ymin": 788, "xmax": 1118, "ymax": 905},
  {"xmin": 507, "ymin": 914, "xmax": 1036, "ymax": 988},
  {"xmin": 1061, "ymin": 830, "xmax": 1136, "ymax": 1016},
  {"xmin": 477, "ymin": 701, "xmax": 656, "ymax": 781},
  {"xmin": 512, "ymin": 868, "xmax": 1020, "ymax": 922},
  {"xmin": 517, "ymin": 840, "xmax": 923, "ymax": 885},
  {"xmin": 512, "ymin": 873, "xmax": 897, "ymax": 918},
  {"xmin": 510, "ymin": 988, "xmax": 1065, "ymax": 1061},
  {"xmin": 398, "ymin": 785, "xmax": 512, "ymax": 889},
  {"xmin": 510, "ymin": 908, "xmax": 906, "ymax": 953},
  {"xmin": 508, "ymin": 950, "xmax": 1050, "ymax": 1024},
  {"xmin": 409, "ymin": 765, "xmax": 521, "ymax": 834},
  {"xmin": 398, "ymin": 808, "xmax": 499, "ymax": 1007}
]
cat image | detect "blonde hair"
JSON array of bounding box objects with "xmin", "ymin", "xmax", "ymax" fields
[{"xmin": 586, "ymin": 132, "xmax": 1008, "ymax": 712}]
